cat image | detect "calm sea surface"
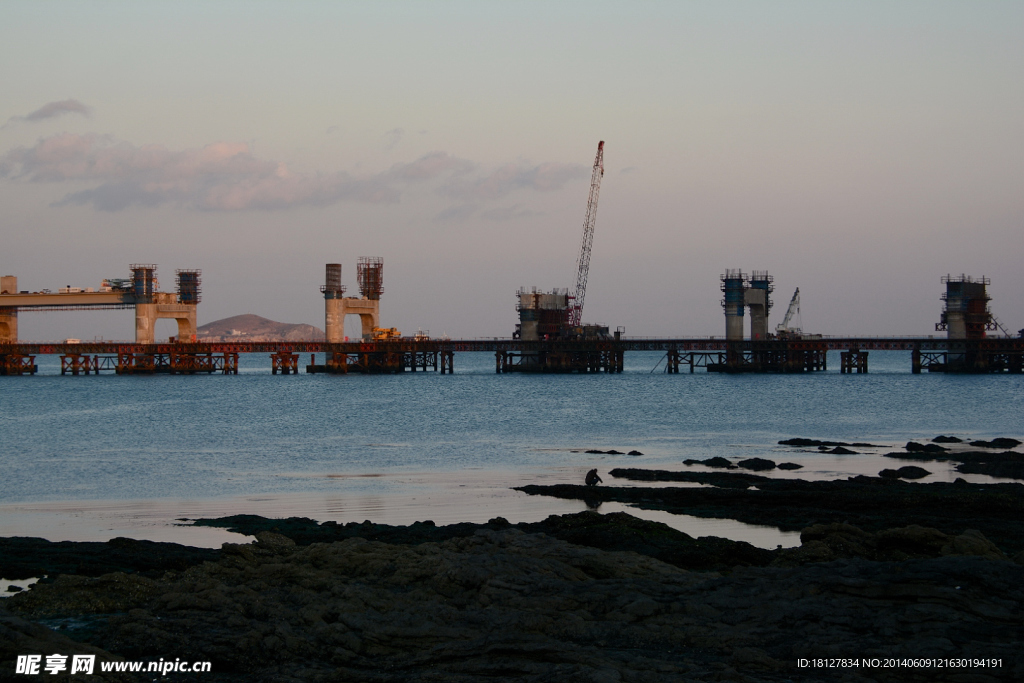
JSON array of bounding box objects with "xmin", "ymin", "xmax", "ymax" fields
[{"xmin": 1, "ymin": 351, "xmax": 1021, "ymax": 549}]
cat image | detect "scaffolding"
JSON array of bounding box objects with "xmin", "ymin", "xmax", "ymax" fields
[
  {"xmin": 176, "ymin": 269, "xmax": 202, "ymax": 304},
  {"xmin": 130, "ymin": 264, "xmax": 158, "ymax": 302},
  {"xmin": 357, "ymin": 257, "xmax": 384, "ymax": 300}
]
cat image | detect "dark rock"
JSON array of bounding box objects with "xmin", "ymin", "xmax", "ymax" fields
[
  {"xmin": 520, "ymin": 470, "xmax": 1024, "ymax": 556},
  {"xmin": 970, "ymin": 438, "xmax": 1022, "ymax": 449},
  {"xmin": 777, "ymin": 462, "xmax": 803, "ymax": 470},
  {"xmin": 885, "ymin": 449, "xmax": 1024, "ymax": 480},
  {"xmin": 774, "ymin": 522, "xmax": 1009, "ymax": 565},
  {"xmin": 0, "ymin": 537, "xmax": 220, "ymax": 581},
  {"xmin": 190, "ymin": 510, "xmax": 766, "ymax": 573},
  {"xmin": 897, "ymin": 465, "xmax": 932, "ymax": 479},
  {"xmin": 955, "ymin": 451, "xmax": 1024, "ymax": 479},
  {"xmin": 779, "ymin": 437, "xmax": 882, "ymax": 448},
  {"xmin": 906, "ymin": 441, "xmax": 948, "ymax": 453},
  {"xmin": 883, "ymin": 449, "xmax": 949, "ymax": 462},
  {"xmin": 879, "ymin": 466, "xmax": 931, "ymax": 480},
  {"xmin": 612, "ymin": 468, "xmax": 766, "ymax": 489},
  {"xmin": 829, "ymin": 446, "xmax": 857, "ymax": 454},
  {"xmin": 933, "ymin": 435, "xmax": 963, "ymax": 443},
  {"xmin": 604, "ymin": 449, "xmax": 623, "ymax": 455},
  {"xmin": 0, "ymin": 608, "xmax": 136, "ymax": 682},
  {"xmin": 6, "ymin": 585, "xmax": 23, "ymax": 593},
  {"xmin": 585, "ymin": 449, "xmax": 604, "ymax": 454},
  {"xmin": 682, "ymin": 456, "xmax": 733, "ymax": 468},
  {"xmin": 737, "ymin": 457, "xmax": 776, "ymax": 471},
  {"xmin": 627, "ymin": 450, "xmax": 643, "ymax": 456},
  {"xmin": 5, "ymin": 530, "xmax": 1022, "ymax": 682}
]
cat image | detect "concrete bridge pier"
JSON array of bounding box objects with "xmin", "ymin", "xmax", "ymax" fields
[
  {"xmin": 134, "ymin": 295, "xmax": 198, "ymax": 344},
  {"xmin": 0, "ymin": 276, "xmax": 18, "ymax": 343}
]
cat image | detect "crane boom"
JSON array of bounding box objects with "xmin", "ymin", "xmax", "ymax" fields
[
  {"xmin": 569, "ymin": 141, "xmax": 605, "ymax": 328},
  {"xmin": 776, "ymin": 287, "xmax": 801, "ymax": 335}
]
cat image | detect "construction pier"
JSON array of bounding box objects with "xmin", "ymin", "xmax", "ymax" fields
[
  {"xmin": 2, "ymin": 254, "xmax": 1021, "ymax": 376},
  {"xmin": 2, "ymin": 336, "xmax": 1022, "ymax": 377}
]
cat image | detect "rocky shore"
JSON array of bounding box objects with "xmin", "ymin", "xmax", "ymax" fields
[
  {"xmin": 4, "ymin": 458, "xmax": 1024, "ymax": 682},
  {"xmin": 518, "ymin": 470, "xmax": 1024, "ymax": 556}
]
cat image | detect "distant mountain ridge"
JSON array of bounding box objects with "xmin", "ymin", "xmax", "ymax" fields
[{"xmin": 197, "ymin": 314, "xmax": 324, "ymax": 342}]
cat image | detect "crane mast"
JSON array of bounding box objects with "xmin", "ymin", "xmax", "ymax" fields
[
  {"xmin": 569, "ymin": 141, "xmax": 605, "ymax": 329},
  {"xmin": 776, "ymin": 287, "xmax": 801, "ymax": 337}
]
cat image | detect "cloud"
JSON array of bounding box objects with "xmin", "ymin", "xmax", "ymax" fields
[
  {"xmin": 441, "ymin": 161, "xmax": 587, "ymax": 201},
  {"xmin": 0, "ymin": 133, "xmax": 585, "ymax": 213},
  {"xmin": 385, "ymin": 151, "xmax": 475, "ymax": 182},
  {"xmin": 382, "ymin": 128, "xmax": 404, "ymax": 150},
  {"xmin": 620, "ymin": 166, "xmax": 637, "ymax": 174},
  {"xmin": 0, "ymin": 133, "xmax": 398, "ymax": 211},
  {"xmin": 435, "ymin": 203, "xmax": 479, "ymax": 221},
  {"xmin": 480, "ymin": 204, "xmax": 542, "ymax": 221},
  {"xmin": 3, "ymin": 99, "xmax": 92, "ymax": 128}
]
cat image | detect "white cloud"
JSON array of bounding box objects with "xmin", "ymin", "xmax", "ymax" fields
[
  {"xmin": 480, "ymin": 204, "xmax": 542, "ymax": 221},
  {"xmin": 3, "ymin": 99, "xmax": 92, "ymax": 128},
  {"xmin": 382, "ymin": 128, "xmax": 404, "ymax": 150},
  {"xmin": 0, "ymin": 133, "xmax": 585, "ymax": 213},
  {"xmin": 441, "ymin": 161, "xmax": 587, "ymax": 201}
]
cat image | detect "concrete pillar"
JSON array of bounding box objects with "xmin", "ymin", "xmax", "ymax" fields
[
  {"xmin": 358, "ymin": 313, "xmax": 377, "ymax": 340},
  {"xmin": 325, "ymin": 297, "xmax": 344, "ymax": 342},
  {"xmin": 725, "ymin": 313, "xmax": 744, "ymax": 341},
  {"xmin": 134, "ymin": 298, "xmax": 197, "ymax": 344},
  {"xmin": 0, "ymin": 311, "xmax": 16, "ymax": 343},
  {"xmin": 0, "ymin": 276, "xmax": 17, "ymax": 343},
  {"xmin": 745, "ymin": 288, "xmax": 768, "ymax": 340},
  {"xmin": 171, "ymin": 306, "xmax": 198, "ymax": 342},
  {"xmin": 721, "ymin": 271, "xmax": 746, "ymax": 341},
  {"xmin": 326, "ymin": 297, "xmax": 380, "ymax": 342},
  {"xmin": 945, "ymin": 310, "xmax": 966, "ymax": 340},
  {"xmin": 135, "ymin": 303, "xmax": 157, "ymax": 344}
]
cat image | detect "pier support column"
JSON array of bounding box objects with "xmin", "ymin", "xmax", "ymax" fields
[
  {"xmin": 135, "ymin": 298, "xmax": 197, "ymax": 344},
  {"xmin": 271, "ymin": 352, "xmax": 300, "ymax": 375},
  {"xmin": 440, "ymin": 351, "xmax": 454, "ymax": 374},
  {"xmin": 666, "ymin": 349, "xmax": 679, "ymax": 374},
  {"xmin": 0, "ymin": 276, "xmax": 17, "ymax": 343},
  {"xmin": 0, "ymin": 309, "xmax": 16, "ymax": 344},
  {"xmin": 1, "ymin": 354, "xmax": 36, "ymax": 375},
  {"xmin": 840, "ymin": 349, "xmax": 868, "ymax": 373}
]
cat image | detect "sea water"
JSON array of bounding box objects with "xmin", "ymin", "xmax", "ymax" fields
[{"xmin": 1, "ymin": 350, "xmax": 1021, "ymax": 548}]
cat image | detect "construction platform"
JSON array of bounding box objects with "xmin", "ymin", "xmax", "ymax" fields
[{"xmin": 1, "ymin": 337, "xmax": 1022, "ymax": 376}]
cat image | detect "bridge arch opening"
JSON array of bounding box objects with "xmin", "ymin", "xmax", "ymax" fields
[{"xmin": 343, "ymin": 313, "xmax": 376, "ymax": 341}]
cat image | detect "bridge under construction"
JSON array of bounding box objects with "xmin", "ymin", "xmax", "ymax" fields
[
  {"xmin": 1, "ymin": 335, "xmax": 1022, "ymax": 377},
  {"xmin": 2, "ymin": 259, "xmax": 1023, "ymax": 376},
  {"xmin": 2, "ymin": 140, "xmax": 1021, "ymax": 376}
]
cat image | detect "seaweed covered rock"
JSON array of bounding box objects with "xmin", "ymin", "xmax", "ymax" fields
[
  {"xmin": 772, "ymin": 523, "xmax": 1010, "ymax": 566},
  {"xmin": 737, "ymin": 458, "xmax": 775, "ymax": 471},
  {"xmin": 970, "ymin": 438, "xmax": 1022, "ymax": 449},
  {"xmin": 879, "ymin": 466, "xmax": 930, "ymax": 480},
  {"xmin": 682, "ymin": 456, "xmax": 734, "ymax": 468},
  {"xmin": 905, "ymin": 441, "xmax": 948, "ymax": 453},
  {"xmin": 6, "ymin": 531, "xmax": 1023, "ymax": 682}
]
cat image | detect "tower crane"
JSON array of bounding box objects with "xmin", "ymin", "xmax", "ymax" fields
[
  {"xmin": 775, "ymin": 288, "xmax": 802, "ymax": 338},
  {"xmin": 568, "ymin": 141, "xmax": 605, "ymax": 329}
]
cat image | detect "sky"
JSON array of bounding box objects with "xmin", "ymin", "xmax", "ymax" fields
[{"xmin": 1, "ymin": 1, "xmax": 1022, "ymax": 341}]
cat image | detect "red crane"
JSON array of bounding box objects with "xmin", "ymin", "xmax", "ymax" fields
[{"xmin": 568, "ymin": 141, "xmax": 605, "ymax": 329}]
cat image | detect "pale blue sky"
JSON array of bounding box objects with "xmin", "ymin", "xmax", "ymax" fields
[{"xmin": 2, "ymin": 1, "xmax": 1022, "ymax": 340}]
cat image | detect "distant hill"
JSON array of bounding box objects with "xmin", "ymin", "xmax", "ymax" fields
[{"xmin": 197, "ymin": 314, "xmax": 324, "ymax": 342}]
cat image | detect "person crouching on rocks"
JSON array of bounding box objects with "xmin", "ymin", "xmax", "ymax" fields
[{"xmin": 585, "ymin": 469, "xmax": 603, "ymax": 486}]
